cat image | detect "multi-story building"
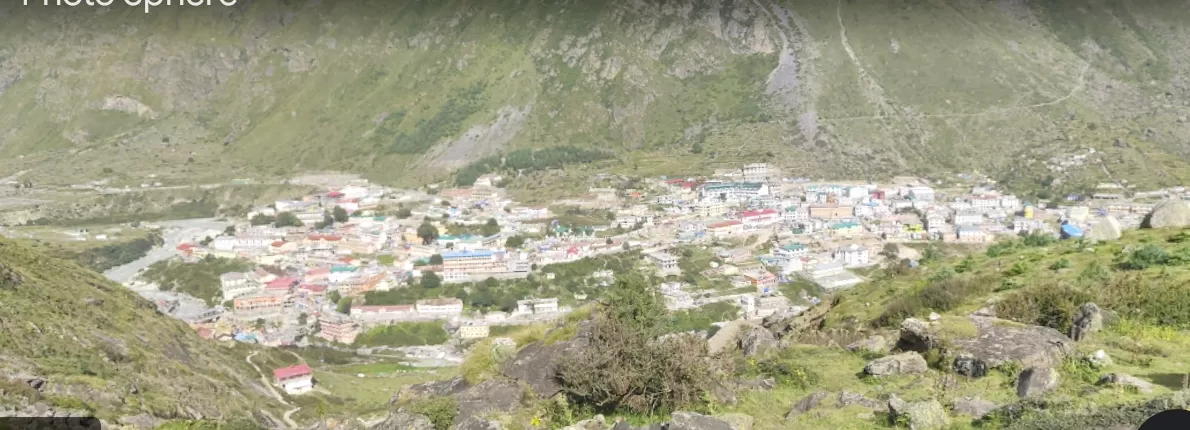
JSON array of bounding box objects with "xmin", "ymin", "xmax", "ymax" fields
[
  {"xmin": 441, "ymin": 250, "xmax": 507, "ymax": 277},
  {"xmin": 350, "ymin": 304, "xmax": 417, "ymax": 322},
  {"xmin": 647, "ymin": 252, "xmax": 680, "ymax": 272},
  {"xmin": 415, "ymin": 298, "xmax": 464, "ymax": 317},
  {"xmin": 833, "ymin": 244, "xmax": 870, "ymax": 267},
  {"xmin": 516, "ymin": 298, "xmax": 559, "ymax": 314},
  {"xmin": 742, "ymin": 270, "xmax": 778, "ymax": 294},
  {"xmin": 457, "ymin": 323, "xmax": 490, "ymax": 339},
  {"xmin": 699, "ymin": 182, "xmax": 770, "ymax": 202},
  {"xmin": 740, "ymin": 208, "xmax": 780, "ymax": 228},
  {"xmin": 775, "ymin": 243, "xmax": 808, "ymax": 258},
  {"xmin": 316, "ymin": 314, "xmax": 361, "ymax": 344},
  {"xmin": 809, "ymin": 205, "xmax": 854, "ymax": 220},
  {"xmin": 953, "ymin": 210, "xmax": 983, "ymax": 226},
  {"xmin": 273, "ymin": 364, "xmax": 314, "ymax": 395},
  {"xmin": 829, "ymin": 221, "xmax": 863, "ymax": 237},
  {"xmin": 233, "ymin": 291, "xmax": 287, "ymax": 315},
  {"xmin": 706, "ymin": 220, "xmax": 744, "ymax": 238}
]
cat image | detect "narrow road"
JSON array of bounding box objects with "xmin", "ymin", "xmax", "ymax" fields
[{"xmin": 247, "ymin": 351, "xmax": 300, "ymax": 429}]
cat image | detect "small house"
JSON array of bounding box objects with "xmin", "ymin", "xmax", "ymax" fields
[{"xmin": 273, "ymin": 364, "xmax": 314, "ymax": 395}]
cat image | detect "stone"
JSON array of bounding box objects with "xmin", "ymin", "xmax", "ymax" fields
[
  {"xmin": 1099, "ymin": 373, "xmax": 1156, "ymax": 393},
  {"xmin": 1016, "ymin": 367, "xmax": 1060, "ymax": 398},
  {"xmin": 455, "ymin": 416, "xmax": 503, "ymax": 430},
  {"xmin": 1086, "ymin": 216, "xmax": 1122, "ymax": 242},
  {"xmin": 562, "ymin": 415, "xmax": 607, "ymax": 430},
  {"xmin": 738, "ymin": 325, "xmax": 777, "ymax": 357},
  {"xmin": 453, "ymin": 380, "xmax": 523, "ymax": 426},
  {"xmin": 845, "ymin": 335, "xmax": 888, "ymax": 354},
  {"xmin": 952, "ymin": 353, "xmax": 988, "ymax": 378},
  {"xmin": 668, "ymin": 411, "xmax": 740, "ymax": 430},
  {"xmin": 0, "ymin": 264, "xmax": 23, "ymax": 290},
  {"xmin": 888, "ymin": 395, "xmax": 949, "ymax": 430},
  {"xmin": 785, "ymin": 391, "xmax": 830, "ymax": 419},
  {"xmin": 952, "ymin": 396, "xmax": 997, "ymax": 418},
  {"xmin": 1143, "ymin": 198, "xmax": 1190, "ymax": 229},
  {"xmin": 837, "ymin": 391, "xmax": 888, "ymax": 412},
  {"xmin": 1069, "ymin": 303, "xmax": 1104, "ymax": 342},
  {"xmin": 898, "ymin": 318, "xmax": 938, "ymax": 351},
  {"xmin": 714, "ymin": 413, "xmax": 754, "ymax": 430},
  {"xmin": 928, "ymin": 312, "xmax": 941, "ymax": 322},
  {"xmin": 372, "ymin": 411, "xmax": 435, "ymax": 430},
  {"xmin": 501, "ymin": 319, "xmax": 592, "ymax": 398},
  {"xmin": 391, "ymin": 376, "xmax": 470, "ymax": 404},
  {"xmin": 1087, "ymin": 349, "xmax": 1113, "ymax": 368},
  {"xmin": 864, "ymin": 352, "xmax": 928, "ymax": 376},
  {"xmin": 951, "ymin": 318, "xmax": 1073, "ymax": 370}
]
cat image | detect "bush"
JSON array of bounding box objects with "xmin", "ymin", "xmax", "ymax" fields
[
  {"xmin": 995, "ymin": 282, "xmax": 1094, "ymax": 331},
  {"xmin": 556, "ymin": 273, "xmax": 720, "ymax": 414},
  {"xmin": 405, "ymin": 396, "xmax": 458, "ymax": 430},
  {"xmin": 1118, "ymin": 245, "xmax": 1170, "ymax": 270},
  {"xmin": 354, "ymin": 322, "xmax": 449, "ymax": 347},
  {"xmin": 1049, "ymin": 258, "xmax": 1071, "ymax": 271},
  {"xmin": 875, "ymin": 276, "xmax": 997, "ymax": 327}
]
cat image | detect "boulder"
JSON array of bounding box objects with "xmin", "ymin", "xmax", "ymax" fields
[
  {"xmin": 713, "ymin": 413, "xmax": 754, "ymax": 430},
  {"xmin": 845, "ymin": 335, "xmax": 888, "ymax": 354},
  {"xmin": 928, "ymin": 312, "xmax": 941, "ymax": 322},
  {"xmin": 1069, "ymin": 303, "xmax": 1104, "ymax": 342},
  {"xmin": 391, "ymin": 376, "xmax": 470, "ymax": 405},
  {"xmin": 1087, "ymin": 350, "xmax": 1113, "ymax": 369},
  {"xmin": 707, "ymin": 320, "xmax": 752, "ymax": 354},
  {"xmin": 737, "ymin": 326, "xmax": 777, "ymax": 357},
  {"xmin": 785, "ymin": 391, "xmax": 830, "ymax": 419},
  {"xmin": 455, "ymin": 416, "xmax": 503, "ymax": 430},
  {"xmin": 951, "ymin": 318, "xmax": 1073, "ymax": 370},
  {"xmin": 372, "ymin": 412, "xmax": 435, "ymax": 430},
  {"xmin": 898, "ymin": 318, "xmax": 939, "ymax": 352},
  {"xmin": 1016, "ymin": 367, "xmax": 1060, "ymax": 398},
  {"xmin": 562, "ymin": 415, "xmax": 608, "ymax": 430},
  {"xmin": 864, "ymin": 352, "xmax": 928, "ymax": 376},
  {"xmin": 1099, "ymin": 373, "xmax": 1155, "ymax": 393},
  {"xmin": 952, "ymin": 396, "xmax": 997, "ymax": 418},
  {"xmin": 453, "ymin": 380, "xmax": 523, "ymax": 426},
  {"xmin": 1143, "ymin": 199, "xmax": 1190, "ymax": 229},
  {"xmin": 668, "ymin": 411, "xmax": 740, "ymax": 430},
  {"xmin": 888, "ymin": 395, "xmax": 949, "ymax": 430},
  {"xmin": 952, "ymin": 353, "xmax": 988, "ymax": 378},
  {"xmin": 837, "ymin": 391, "xmax": 888, "ymax": 412},
  {"xmin": 1086, "ymin": 216, "xmax": 1122, "ymax": 241},
  {"xmin": 501, "ymin": 320, "xmax": 592, "ymax": 398}
]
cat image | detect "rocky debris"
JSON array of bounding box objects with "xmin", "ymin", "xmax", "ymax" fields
[
  {"xmin": 501, "ymin": 320, "xmax": 592, "ymax": 398},
  {"xmin": 453, "ymin": 380, "xmax": 522, "ymax": 426},
  {"xmin": 562, "ymin": 414, "xmax": 608, "ymax": 430},
  {"xmin": 785, "ymin": 391, "xmax": 830, "ymax": 419},
  {"xmin": 668, "ymin": 411, "xmax": 743, "ymax": 430},
  {"xmin": 898, "ymin": 318, "xmax": 939, "ymax": 352},
  {"xmin": 1087, "ymin": 350, "xmax": 1113, "ymax": 368},
  {"xmin": 952, "ymin": 396, "xmax": 997, "ymax": 418},
  {"xmin": 950, "ymin": 318, "xmax": 1073, "ymax": 372},
  {"xmin": 737, "ymin": 325, "xmax": 777, "ymax": 357},
  {"xmin": 1099, "ymin": 373, "xmax": 1155, "ymax": 393},
  {"xmin": 888, "ymin": 395, "xmax": 949, "ymax": 430},
  {"xmin": 1143, "ymin": 199, "xmax": 1190, "ymax": 229},
  {"xmin": 391, "ymin": 376, "xmax": 470, "ymax": 404},
  {"xmin": 733, "ymin": 376, "xmax": 775, "ymax": 392},
  {"xmin": 762, "ymin": 300, "xmax": 835, "ymax": 339},
  {"xmin": 845, "ymin": 335, "xmax": 887, "ymax": 354},
  {"xmin": 372, "ymin": 411, "xmax": 435, "ymax": 430},
  {"xmin": 1086, "ymin": 216, "xmax": 1122, "ymax": 241},
  {"xmin": 1017, "ymin": 367, "xmax": 1060, "ymax": 398},
  {"xmin": 455, "ymin": 416, "xmax": 503, "ymax": 430},
  {"xmin": 1069, "ymin": 303, "xmax": 1104, "ymax": 342},
  {"xmin": 864, "ymin": 352, "xmax": 928, "ymax": 376},
  {"xmin": 837, "ymin": 391, "xmax": 888, "ymax": 412},
  {"xmin": 952, "ymin": 353, "xmax": 988, "ymax": 378},
  {"xmin": 0, "ymin": 264, "xmax": 23, "ymax": 290},
  {"xmin": 117, "ymin": 413, "xmax": 165, "ymax": 429}
]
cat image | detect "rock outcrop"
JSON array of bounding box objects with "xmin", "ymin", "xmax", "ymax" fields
[
  {"xmin": 501, "ymin": 320, "xmax": 592, "ymax": 398},
  {"xmin": 737, "ymin": 325, "xmax": 777, "ymax": 357},
  {"xmin": 952, "ymin": 353, "xmax": 988, "ymax": 378},
  {"xmin": 950, "ymin": 317, "xmax": 1073, "ymax": 373},
  {"xmin": 1069, "ymin": 303, "xmax": 1104, "ymax": 342},
  {"xmin": 668, "ymin": 411, "xmax": 749, "ymax": 430},
  {"xmin": 1143, "ymin": 199, "xmax": 1190, "ymax": 229},
  {"xmin": 1016, "ymin": 367, "xmax": 1060, "ymax": 398},
  {"xmin": 837, "ymin": 391, "xmax": 888, "ymax": 412},
  {"xmin": 952, "ymin": 396, "xmax": 997, "ymax": 418},
  {"xmin": 888, "ymin": 395, "xmax": 949, "ymax": 430},
  {"xmin": 372, "ymin": 412, "xmax": 435, "ymax": 430},
  {"xmin": 785, "ymin": 391, "xmax": 830, "ymax": 419},
  {"xmin": 1086, "ymin": 216, "xmax": 1123, "ymax": 241},
  {"xmin": 453, "ymin": 380, "xmax": 523, "ymax": 427},
  {"xmin": 845, "ymin": 335, "xmax": 888, "ymax": 354},
  {"xmin": 1099, "ymin": 373, "xmax": 1155, "ymax": 393},
  {"xmin": 898, "ymin": 318, "xmax": 939, "ymax": 351},
  {"xmin": 864, "ymin": 352, "xmax": 928, "ymax": 376}
]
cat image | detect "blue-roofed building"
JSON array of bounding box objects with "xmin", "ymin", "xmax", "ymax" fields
[{"xmin": 1060, "ymin": 223, "xmax": 1084, "ymax": 240}]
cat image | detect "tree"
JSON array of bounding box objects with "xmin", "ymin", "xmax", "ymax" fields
[
  {"xmin": 606, "ymin": 238, "xmax": 614, "ymax": 246},
  {"xmin": 505, "ymin": 235, "xmax": 525, "ymax": 249},
  {"xmin": 429, "ymin": 254, "xmax": 444, "ymax": 265},
  {"xmin": 315, "ymin": 211, "xmax": 334, "ymax": 229},
  {"xmin": 880, "ymin": 243, "xmax": 899, "ymax": 260},
  {"xmin": 200, "ymin": 236, "xmax": 214, "ymax": 246},
  {"xmin": 336, "ymin": 296, "xmax": 352, "ymax": 314},
  {"xmin": 253, "ymin": 318, "xmax": 265, "ymax": 330},
  {"xmin": 418, "ymin": 222, "xmax": 440, "ymax": 245},
  {"xmin": 481, "ymin": 218, "xmax": 501, "ymax": 236},
  {"xmin": 421, "ymin": 271, "xmax": 442, "ymax": 289},
  {"xmin": 395, "ymin": 207, "xmax": 413, "ymax": 219},
  {"xmin": 274, "ymin": 212, "xmax": 302, "ymax": 227},
  {"xmin": 250, "ymin": 214, "xmax": 275, "ymax": 226},
  {"xmin": 327, "ymin": 290, "xmax": 342, "ymax": 305},
  {"xmin": 298, "ymin": 312, "xmax": 309, "ymax": 325},
  {"xmin": 691, "ymin": 141, "xmax": 703, "ymax": 154},
  {"xmin": 223, "ymin": 225, "xmax": 237, "ymax": 236},
  {"xmin": 332, "ymin": 206, "xmax": 350, "ymax": 223}
]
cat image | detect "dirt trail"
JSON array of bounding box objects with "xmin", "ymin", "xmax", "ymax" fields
[{"xmin": 247, "ymin": 351, "xmax": 300, "ymax": 429}]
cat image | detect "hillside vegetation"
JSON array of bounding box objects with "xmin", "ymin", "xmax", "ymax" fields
[
  {"xmin": 0, "ymin": 238, "xmax": 283, "ymax": 425},
  {"xmin": 1, "ymin": 0, "xmax": 1189, "ymax": 195}
]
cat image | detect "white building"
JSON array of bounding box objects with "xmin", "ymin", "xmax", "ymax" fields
[
  {"xmin": 908, "ymin": 186, "xmax": 935, "ymax": 202},
  {"xmin": 953, "ymin": 210, "xmax": 982, "ymax": 226},
  {"xmin": 211, "ymin": 236, "xmax": 237, "ymax": 252},
  {"xmin": 273, "ymin": 364, "xmax": 314, "ymax": 395},
  {"xmin": 415, "ymin": 298, "xmax": 464, "ymax": 316},
  {"xmin": 833, "ymin": 244, "xmax": 870, "ymax": 267},
  {"xmin": 647, "ymin": 252, "xmax": 680, "ymax": 272},
  {"xmin": 516, "ymin": 298, "xmax": 560, "ymax": 314}
]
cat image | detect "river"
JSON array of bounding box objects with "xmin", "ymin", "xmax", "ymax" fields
[{"xmin": 103, "ymin": 218, "xmax": 232, "ymax": 285}]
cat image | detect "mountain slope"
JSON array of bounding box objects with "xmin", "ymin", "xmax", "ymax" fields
[
  {"xmin": 0, "ymin": 238, "xmax": 281, "ymax": 425},
  {"xmin": 2, "ymin": 0, "xmax": 1190, "ymax": 192}
]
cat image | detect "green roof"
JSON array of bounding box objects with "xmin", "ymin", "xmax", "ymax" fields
[
  {"xmin": 781, "ymin": 243, "xmax": 807, "ymax": 251},
  {"xmin": 330, "ymin": 266, "xmax": 357, "ymax": 273},
  {"xmin": 832, "ymin": 221, "xmax": 860, "ymax": 229}
]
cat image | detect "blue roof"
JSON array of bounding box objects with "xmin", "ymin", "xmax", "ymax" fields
[
  {"xmin": 1061, "ymin": 224, "xmax": 1084, "ymax": 237},
  {"xmin": 442, "ymin": 250, "xmax": 494, "ymax": 259}
]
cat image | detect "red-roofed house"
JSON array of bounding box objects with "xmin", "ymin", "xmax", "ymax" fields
[
  {"xmin": 741, "ymin": 208, "xmax": 780, "ymax": 228},
  {"xmin": 272, "ymin": 364, "xmax": 314, "ymax": 394},
  {"xmin": 195, "ymin": 327, "xmax": 214, "ymax": 339},
  {"xmin": 327, "ymin": 191, "xmax": 344, "ymax": 199},
  {"xmin": 707, "ymin": 220, "xmax": 744, "ymax": 238},
  {"xmin": 176, "ymin": 243, "xmax": 196, "ymax": 257},
  {"xmin": 265, "ymin": 277, "xmax": 299, "ymax": 291}
]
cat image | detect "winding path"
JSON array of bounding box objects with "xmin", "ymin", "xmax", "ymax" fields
[{"xmin": 247, "ymin": 351, "xmax": 301, "ymax": 429}]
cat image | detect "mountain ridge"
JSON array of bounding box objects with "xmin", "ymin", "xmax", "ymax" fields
[{"xmin": 1, "ymin": 0, "xmax": 1189, "ymax": 195}]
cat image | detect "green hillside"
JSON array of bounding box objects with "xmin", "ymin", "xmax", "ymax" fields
[
  {"xmin": 1, "ymin": 0, "xmax": 1189, "ymax": 193},
  {"xmin": 0, "ymin": 238, "xmax": 283, "ymax": 424}
]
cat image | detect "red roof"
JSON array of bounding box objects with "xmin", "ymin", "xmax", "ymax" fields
[
  {"xmin": 176, "ymin": 243, "xmax": 195, "ymax": 251},
  {"xmin": 708, "ymin": 220, "xmax": 743, "ymax": 228},
  {"xmin": 273, "ymin": 363, "xmax": 313, "ymax": 380},
  {"xmin": 741, "ymin": 209, "xmax": 779, "ymax": 218},
  {"xmin": 196, "ymin": 328, "xmax": 214, "ymax": 339},
  {"xmin": 266, "ymin": 277, "xmax": 298, "ymax": 290},
  {"xmin": 299, "ymin": 284, "xmax": 328, "ymax": 293},
  {"xmin": 271, "ymin": 241, "xmax": 286, "ymax": 247},
  {"xmin": 327, "ymin": 191, "xmax": 344, "ymax": 198}
]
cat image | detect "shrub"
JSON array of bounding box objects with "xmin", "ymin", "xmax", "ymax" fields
[
  {"xmin": 995, "ymin": 282, "xmax": 1094, "ymax": 331},
  {"xmin": 875, "ymin": 276, "xmax": 997, "ymax": 327},
  {"xmin": 1049, "ymin": 258, "xmax": 1071, "ymax": 271},
  {"xmin": 406, "ymin": 396, "xmax": 458, "ymax": 430},
  {"xmin": 1118, "ymin": 245, "xmax": 1170, "ymax": 270}
]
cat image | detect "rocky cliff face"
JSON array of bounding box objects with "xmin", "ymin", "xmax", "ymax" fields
[{"xmin": 2, "ymin": 0, "xmax": 1190, "ymax": 190}]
